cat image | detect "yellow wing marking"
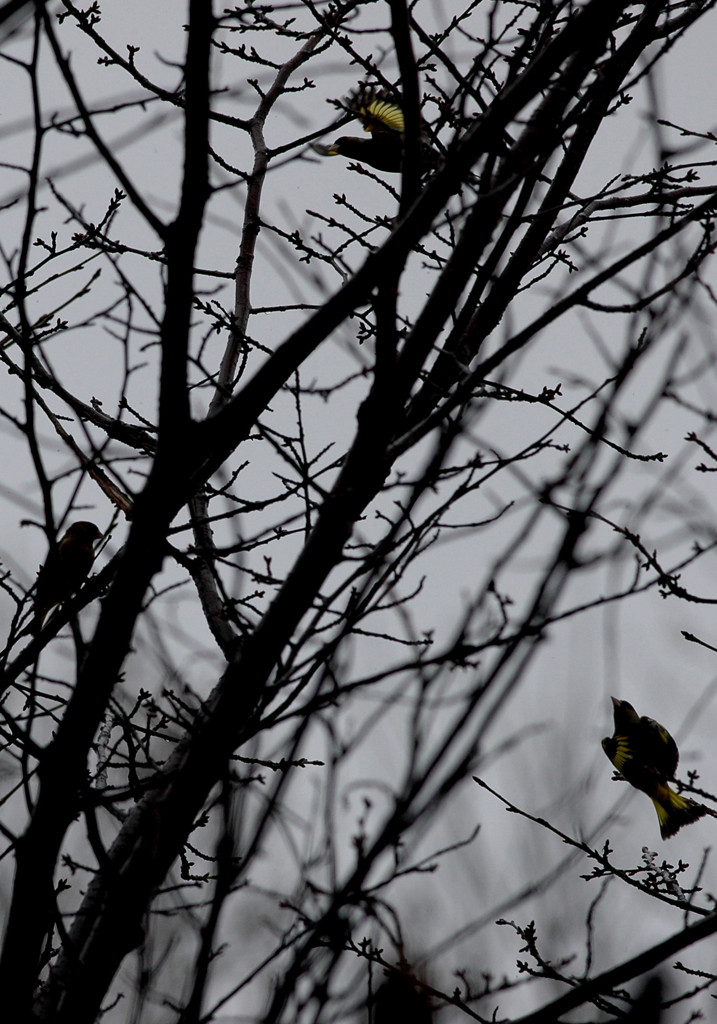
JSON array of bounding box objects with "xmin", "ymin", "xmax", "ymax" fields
[
  {"xmin": 361, "ymin": 99, "xmax": 404, "ymax": 134},
  {"xmin": 611, "ymin": 734, "xmax": 632, "ymax": 772}
]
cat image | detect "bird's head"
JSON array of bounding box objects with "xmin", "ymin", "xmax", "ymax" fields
[
  {"xmin": 64, "ymin": 522, "xmax": 103, "ymax": 545},
  {"xmin": 610, "ymin": 696, "xmax": 640, "ymax": 725},
  {"xmin": 325, "ymin": 137, "xmax": 355, "ymax": 156}
]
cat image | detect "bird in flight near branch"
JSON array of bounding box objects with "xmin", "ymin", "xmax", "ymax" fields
[{"xmin": 315, "ymin": 84, "xmax": 441, "ymax": 174}]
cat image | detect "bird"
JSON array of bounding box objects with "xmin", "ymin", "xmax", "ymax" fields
[
  {"xmin": 373, "ymin": 965, "xmax": 432, "ymax": 1024},
  {"xmin": 31, "ymin": 521, "xmax": 103, "ymax": 633},
  {"xmin": 601, "ymin": 696, "xmax": 707, "ymax": 840},
  {"xmin": 314, "ymin": 84, "xmax": 441, "ymax": 174}
]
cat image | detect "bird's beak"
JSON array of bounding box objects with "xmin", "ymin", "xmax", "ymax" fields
[{"xmin": 610, "ymin": 696, "xmax": 620, "ymax": 707}]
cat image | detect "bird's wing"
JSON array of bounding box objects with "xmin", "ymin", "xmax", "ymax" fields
[
  {"xmin": 345, "ymin": 86, "xmax": 405, "ymax": 135},
  {"xmin": 360, "ymin": 97, "xmax": 405, "ymax": 135}
]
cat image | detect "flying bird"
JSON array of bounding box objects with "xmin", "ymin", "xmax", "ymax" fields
[
  {"xmin": 602, "ymin": 696, "xmax": 707, "ymax": 839},
  {"xmin": 32, "ymin": 521, "xmax": 103, "ymax": 632},
  {"xmin": 315, "ymin": 84, "xmax": 440, "ymax": 174}
]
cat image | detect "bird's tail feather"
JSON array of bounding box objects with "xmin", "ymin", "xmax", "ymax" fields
[{"xmin": 652, "ymin": 784, "xmax": 707, "ymax": 839}]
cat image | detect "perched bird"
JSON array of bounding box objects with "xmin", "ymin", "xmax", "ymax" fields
[
  {"xmin": 315, "ymin": 84, "xmax": 440, "ymax": 174},
  {"xmin": 373, "ymin": 965, "xmax": 432, "ymax": 1024},
  {"xmin": 32, "ymin": 521, "xmax": 103, "ymax": 632},
  {"xmin": 602, "ymin": 696, "xmax": 707, "ymax": 840}
]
